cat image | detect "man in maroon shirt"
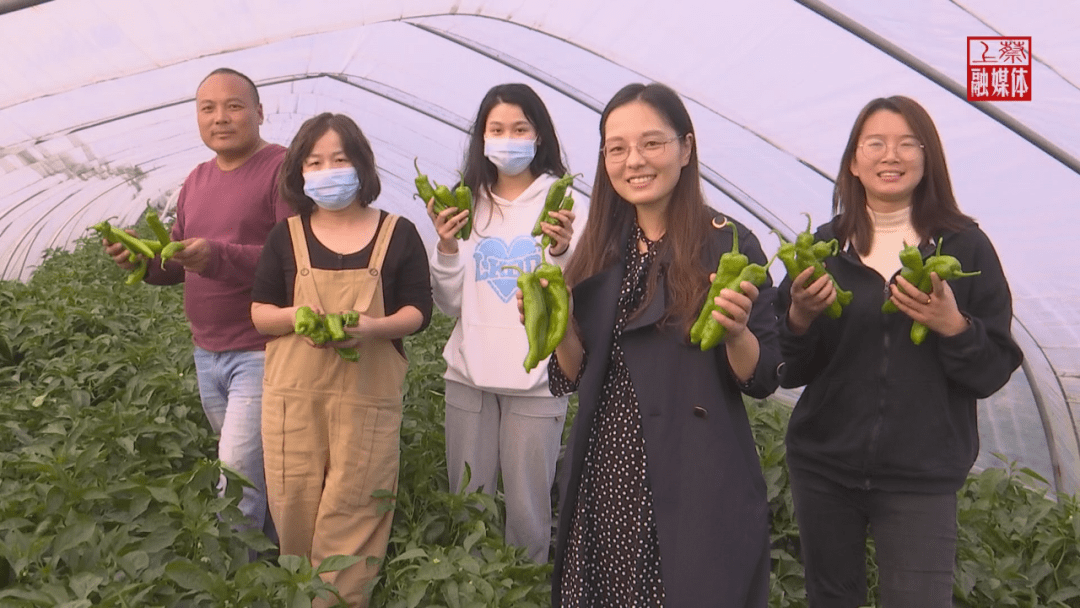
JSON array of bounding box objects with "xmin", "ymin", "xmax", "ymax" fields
[{"xmin": 105, "ymin": 68, "xmax": 291, "ymax": 542}]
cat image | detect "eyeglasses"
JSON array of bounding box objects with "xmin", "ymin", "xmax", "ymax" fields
[
  {"xmin": 858, "ymin": 137, "xmax": 924, "ymax": 161},
  {"xmin": 601, "ymin": 136, "xmax": 680, "ymax": 164}
]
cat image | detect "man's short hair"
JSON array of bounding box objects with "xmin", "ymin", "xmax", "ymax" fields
[{"xmin": 198, "ymin": 68, "xmax": 260, "ymax": 105}]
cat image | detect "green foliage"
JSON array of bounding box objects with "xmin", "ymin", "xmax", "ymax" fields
[
  {"xmin": 745, "ymin": 397, "xmax": 807, "ymax": 608},
  {"xmin": 1, "ymin": 236, "xmax": 1078, "ymax": 607},
  {"xmin": 954, "ymin": 459, "xmax": 1080, "ymax": 607},
  {"xmin": 0, "ymin": 236, "xmax": 343, "ymax": 606},
  {"xmin": 373, "ymin": 312, "xmax": 552, "ymax": 607}
]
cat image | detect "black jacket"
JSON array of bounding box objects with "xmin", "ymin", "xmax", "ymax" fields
[
  {"xmin": 552, "ymin": 215, "xmax": 780, "ymax": 608},
  {"xmin": 778, "ymin": 219, "xmax": 1023, "ymax": 493}
]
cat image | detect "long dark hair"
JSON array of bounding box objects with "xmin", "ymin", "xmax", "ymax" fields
[
  {"xmin": 564, "ymin": 82, "xmax": 713, "ymax": 330},
  {"xmin": 278, "ymin": 113, "xmax": 382, "ymax": 215},
  {"xmin": 460, "ymin": 83, "xmax": 567, "ymax": 202},
  {"xmin": 833, "ymin": 96, "xmax": 973, "ymax": 254}
]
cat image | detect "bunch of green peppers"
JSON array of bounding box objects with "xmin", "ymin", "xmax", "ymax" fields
[
  {"xmin": 690, "ymin": 225, "xmax": 775, "ymax": 351},
  {"xmin": 413, "ymin": 158, "xmax": 472, "ymax": 240},
  {"xmin": 532, "ymin": 173, "xmax": 576, "ymax": 242},
  {"xmin": 881, "ymin": 237, "xmax": 980, "ymax": 345},
  {"xmin": 512, "ymin": 257, "xmax": 570, "ymax": 372},
  {"xmin": 146, "ymin": 209, "xmax": 187, "ymax": 269},
  {"xmin": 90, "ymin": 211, "xmax": 183, "ymax": 285},
  {"xmin": 293, "ymin": 306, "xmax": 362, "ymax": 362},
  {"xmin": 773, "ymin": 213, "xmax": 852, "ymax": 319}
]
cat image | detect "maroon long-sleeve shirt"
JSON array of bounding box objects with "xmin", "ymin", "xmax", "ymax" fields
[{"xmin": 145, "ymin": 144, "xmax": 291, "ymax": 352}]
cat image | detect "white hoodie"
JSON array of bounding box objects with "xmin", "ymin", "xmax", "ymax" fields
[{"xmin": 430, "ymin": 172, "xmax": 577, "ymax": 396}]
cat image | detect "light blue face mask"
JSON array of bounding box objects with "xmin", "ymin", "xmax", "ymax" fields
[
  {"xmin": 484, "ymin": 138, "xmax": 536, "ymax": 176},
  {"xmin": 303, "ymin": 167, "xmax": 360, "ymax": 210}
]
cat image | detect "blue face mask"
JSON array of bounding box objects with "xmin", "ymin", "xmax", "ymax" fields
[
  {"xmin": 303, "ymin": 167, "xmax": 360, "ymax": 210},
  {"xmin": 484, "ymin": 138, "xmax": 536, "ymax": 176}
]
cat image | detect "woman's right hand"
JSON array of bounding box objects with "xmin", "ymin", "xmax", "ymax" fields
[
  {"xmin": 427, "ymin": 198, "xmax": 469, "ymax": 254},
  {"xmin": 787, "ymin": 266, "xmax": 836, "ymax": 335}
]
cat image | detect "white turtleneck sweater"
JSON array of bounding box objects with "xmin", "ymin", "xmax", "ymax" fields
[{"xmin": 860, "ymin": 206, "xmax": 923, "ymax": 280}]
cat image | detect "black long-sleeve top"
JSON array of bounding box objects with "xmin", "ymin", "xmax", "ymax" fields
[
  {"xmin": 778, "ymin": 218, "xmax": 1023, "ymax": 494},
  {"xmin": 252, "ymin": 211, "xmax": 433, "ymax": 353}
]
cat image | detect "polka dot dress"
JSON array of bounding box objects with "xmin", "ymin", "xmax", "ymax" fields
[{"xmin": 551, "ymin": 225, "xmax": 666, "ymax": 607}]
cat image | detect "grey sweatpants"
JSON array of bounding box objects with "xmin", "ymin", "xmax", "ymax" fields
[{"xmin": 444, "ymin": 380, "xmax": 567, "ymax": 563}]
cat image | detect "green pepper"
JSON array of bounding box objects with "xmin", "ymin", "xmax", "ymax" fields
[
  {"xmin": 146, "ymin": 210, "xmax": 172, "ymax": 248},
  {"xmin": 90, "ymin": 220, "xmax": 116, "ymax": 244},
  {"xmin": 336, "ymin": 348, "xmax": 360, "ymax": 363},
  {"xmin": 691, "ymin": 225, "xmax": 748, "ymax": 345},
  {"xmin": 697, "ymin": 252, "xmax": 776, "ymax": 351},
  {"xmin": 882, "ymin": 241, "xmax": 926, "ymax": 313},
  {"xmin": 922, "ymin": 245, "xmax": 981, "ymax": 284},
  {"xmin": 532, "ymin": 173, "xmax": 575, "ymax": 237},
  {"xmin": 294, "ymin": 306, "xmax": 320, "ymax": 335},
  {"xmin": 454, "ymin": 171, "xmax": 473, "ymax": 240},
  {"xmin": 413, "ymin": 157, "xmax": 437, "ymax": 205},
  {"xmin": 91, "ymin": 220, "xmax": 156, "ymax": 260},
  {"xmin": 432, "ymin": 184, "xmax": 457, "ymax": 216},
  {"xmin": 773, "ymin": 235, "xmax": 802, "ymax": 283},
  {"xmin": 139, "ymin": 238, "xmax": 163, "ymax": 255},
  {"xmin": 325, "ymin": 313, "xmax": 347, "ymax": 342},
  {"xmin": 794, "ymin": 213, "xmax": 817, "ymax": 251},
  {"xmin": 108, "ymin": 226, "xmax": 156, "ymax": 259},
  {"xmin": 124, "ymin": 259, "xmax": 148, "ymax": 285},
  {"xmin": 540, "ymin": 194, "xmax": 575, "ymax": 249},
  {"xmin": 160, "ymin": 241, "xmax": 186, "ymax": 269},
  {"xmin": 811, "ymin": 238, "xmax": 839, "ymax": 260},
  {"xmin": 342, "ymin": 310, "xmax": 360, "ymax": 327},
  {"xmin": 535, "ymin": 262, "xmax": 569, "ymax": 359},
  {"xmin": 794, "ymin": 237, "xmax": 846, "ymax": 320},
  {"xmin": 517, "ymin": 269, "xmax": 549, "ymax": 372}
]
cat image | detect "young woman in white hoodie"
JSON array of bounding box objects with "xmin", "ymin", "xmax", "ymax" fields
[{"xmin": 426, "ymin": 83, "xmax": 576, "ymax": 563}]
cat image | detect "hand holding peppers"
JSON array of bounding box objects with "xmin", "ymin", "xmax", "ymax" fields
[
  {"xmin": 774, "ymin": 213, "xmax": 852, "ymax": 320},
  {"xmin": 882, "ymin": 237, "xmax": 980, "ymax": 345},
  {"xmin": 540, "ymin": 193, "xmax": 576, "ymax": 252},
  {"xmin": 532, "ymin": 173, "xmax": 576, "ymax": 237},
  {"xmin": 91, "ymin": 218, "xmax": 169, "ymax": 286},
  {"xmin": 881, "ymin": 241, "xmax": 924, "ymax": 314},
  {"xmin": 453, "ymin": 171, "xmax": 473, "ymax": 240},
  {"xmin": 509, "ymin": 256, "xmax": 571, "ymax": 372},
  {"xmin": 293, "ymin": 306, "xmax": 363, "ymax": 362},
  {"xmin": 691, "ymin": 225, "xmax": 776, "ymax": 351},
  {"xmin": 415, "ymin": 158, "xmax": 472, "ymax": 241}
]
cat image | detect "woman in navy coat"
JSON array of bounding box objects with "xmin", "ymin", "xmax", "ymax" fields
[{"xmin": 529, "ymin": 82, "xmax": 781, "ymax": 607}]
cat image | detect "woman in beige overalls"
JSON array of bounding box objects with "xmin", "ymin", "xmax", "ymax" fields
[{"xmin": 251, "ymin": 113, "xmax": 432, "ymax": 607}]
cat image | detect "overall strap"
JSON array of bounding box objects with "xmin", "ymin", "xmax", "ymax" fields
[
  {"xmin": 368, "ymin": 214, "xmax": 400, "ymax": 274},
  {"xmin": 286, "ymin": 215, "xmax": 321, "ymax": 305}
]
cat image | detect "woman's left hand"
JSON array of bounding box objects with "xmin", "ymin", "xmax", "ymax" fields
[
  {"xmin": 710, "ymin": 278, "xmax": 759, "ymax": 343},
  {"xmin": 541, "ymin": 208, "xmax": 576, "ymax": 256},
  {"xmin": 892, "ymin": 272, "xmax": 970, "ymax": 337}
]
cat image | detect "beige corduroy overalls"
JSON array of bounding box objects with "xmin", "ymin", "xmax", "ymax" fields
[{"xmin": 263, "ymin": 214, "xmax": 406, "ymax": 607}]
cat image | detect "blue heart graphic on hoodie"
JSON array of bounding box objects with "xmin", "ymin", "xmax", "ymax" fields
[{"xmin": 474, "ymin": 236, "xmax": 542, "ymax": 303}]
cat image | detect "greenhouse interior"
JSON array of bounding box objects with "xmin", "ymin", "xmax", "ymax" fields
[{"xmin": 1, "ymin": 0, "xmax": 1078, "ymax": 496}]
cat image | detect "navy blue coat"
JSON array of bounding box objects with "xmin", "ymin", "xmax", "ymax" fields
[{"xmin": 551, "ymin": 216, "xmax": 781, "ymax": 608}]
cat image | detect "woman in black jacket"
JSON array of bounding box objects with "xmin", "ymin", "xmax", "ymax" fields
[
  {"xmin": 779, "ymin": 96, "xmax": 1023, "ymax": 608},
  {"xmin": 530, "ymin": 82, "xmax": 781, "ymax": 607}
]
